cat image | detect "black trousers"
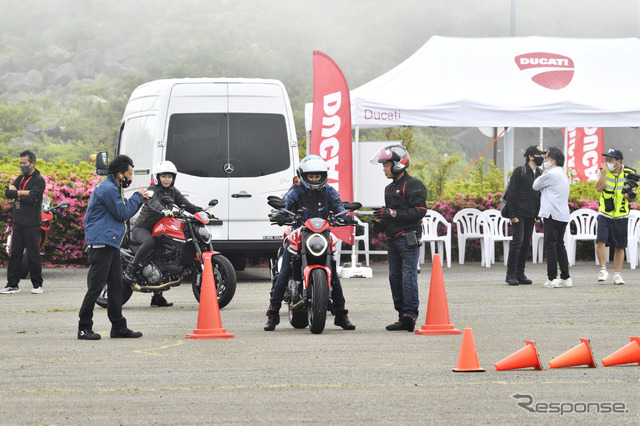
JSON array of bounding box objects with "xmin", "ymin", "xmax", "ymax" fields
[
  {"xmin": 506, "ymin": 217, "xmax": 535, "ymax": 278},
  {"xmin": 7, "ymin": 224, "xmax": 42, "ymax": 288},
  {"xmin": 78, "ymin": 246, "xmax": 127, "ymax": 331},
  {"xmin": 543, "ymin": 217, "xmax": 570, "ymax": 280}
]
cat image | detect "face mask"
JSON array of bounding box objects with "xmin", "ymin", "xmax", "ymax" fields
[
  {"xmin": 533, "ymin": 157, "xmax": 544, "ymax": 167},
  {"xmin": 543, "ymin": 161, "xmax": 552, "ymax": 170},
  {"xmin": 120, "ymin": 175, "xmax": 132, "ymax": 189},
  {"xmin": 607, "ymin": 162, "xmax": 616, "ymax": 172},
  {"xmin": 20, "ymin": 165, "xmax": 31, "ymax": 175}
]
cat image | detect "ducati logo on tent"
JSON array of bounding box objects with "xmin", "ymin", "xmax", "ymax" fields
[{"xmin": 514, "ymin": 52, "xmax": 574, "ymax": 90}]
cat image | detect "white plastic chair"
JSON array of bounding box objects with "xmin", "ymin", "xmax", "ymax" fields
[
  {"xmin": 625, "ymin": 210, "xmax": 640, "ymax": 269},
  {"xmin": 453, "ymin": 208, "xmax": 485, "ymax": 265},
  {"xmin": 532, "ymin": 228, "xmax": 544, "ymax": 263},
  {"xmin": 478, "ymin": 209, "xmax": 512, "ymax": 268},
  {"xmin": 419, "ymin": 210, "xmax": 452, "ymax": 268},
  {"xmin": 334, "ymin": 217, "xmax": 370, "ymax": 267},
  {"xmin": 565, "ymin": 208, "xmax": 599, "ymax": 266}
]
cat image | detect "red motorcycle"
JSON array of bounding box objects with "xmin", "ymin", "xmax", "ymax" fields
[
  {"xmin": 3, "ymin": 195, "xmax": 70, "ymax": 278},
  {"xmin": 96, "ymin": 196, "xmax": 236, "ymax": 309},
  {"xmin": 267, "ymin": 195, "xmax": 361, "ymax": 334}
]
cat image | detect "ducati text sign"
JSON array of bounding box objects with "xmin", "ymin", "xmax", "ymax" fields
[{"xmin": 515, "ymin": 52, "xmax": 575, "ymax": 90}]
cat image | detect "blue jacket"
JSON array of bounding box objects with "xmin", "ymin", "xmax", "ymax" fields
[
  {"xmin": 84, "ymin": 174, "xmax": 144, "ymax": 248},
  {"xmin": 283, "ymin": 183, "xmax": 345, "ymax": 223}
]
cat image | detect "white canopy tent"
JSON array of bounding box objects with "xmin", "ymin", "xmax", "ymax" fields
[
  {"xmin": 305, "ymin": 35, "xmax": 640, "ymax": 187},
  {"xmin": 306, "ymin": 36, "xmax": 640, "ymax": 129}
]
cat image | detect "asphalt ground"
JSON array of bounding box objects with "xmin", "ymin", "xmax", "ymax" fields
[{"xmin": 0, "ymin": 260, "xmax": 639, "ymax": 425}]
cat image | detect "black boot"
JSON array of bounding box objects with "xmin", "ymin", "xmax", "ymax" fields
[
  {"xmin": 151, "ymin": 292, "xmax": 173, "ymax": 307},
  {"xmin": 386, "ymin": 314, "xmax": 415, "ymax": 332},
  {"xmin": 517, "ymin": 274, "xmax": 532, "ymax": 284},
  {"xmin": 264, "ymin": 309, "xmax": 280, "ymax": 331},
  {"xmin": 505, "ymin": 273, "xmax": 519, "ymax": 286},
  {"xmin": 123, "ymin": 262, "xmax": 138, "ymax": 282},
  {"xmin": 334, "ymin": 309, "xmax": 356, "ymax": 330}
]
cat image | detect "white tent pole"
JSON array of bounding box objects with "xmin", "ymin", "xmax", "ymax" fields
[
  {"xmin": 563, "ymin": 127, "xmax": 568, "ymax": 174},
  {"xmin": 350, "ymin": 125, "xmax": 360, "ymax": 267},
  {"xmin": 539, "ymin": 127, "xmax": 544, "ymax": 149},
  {"xmin": 306, "ymin": 130, "xmax": 310, "ymax": 155}
]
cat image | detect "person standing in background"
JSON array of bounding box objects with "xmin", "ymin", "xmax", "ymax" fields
[
  {"xmin": 2, "ymin": 150, "xmax": 46, "ymax": 295},
  {"xmin": 504, "ymin": 145, "xmax": 545, "ymax": 286},
  {"xmin": 532, "ymin": 147, "xmax": 571, "ymax": 289}
]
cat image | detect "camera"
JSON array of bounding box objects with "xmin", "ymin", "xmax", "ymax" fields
[{"xmin": 621, "ymin": 171, "xmax": 640, "ymax": 196}]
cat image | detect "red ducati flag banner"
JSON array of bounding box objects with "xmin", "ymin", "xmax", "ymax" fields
[
  {"xmin": 310, "ymin": 51, "xmax": 354, "ymax": 244},
  {"xmin": 565, "ymin": 127, "xmax": 604, "ymax": 181}
]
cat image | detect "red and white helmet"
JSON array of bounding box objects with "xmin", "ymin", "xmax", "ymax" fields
[{"xmin": 370, "ymin": 145, "xmax": 410, "ymax": 174}]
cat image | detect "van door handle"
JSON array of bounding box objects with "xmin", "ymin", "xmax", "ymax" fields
[{"xmin": 231, "ymin": 191, "xmax": 252, "ymax": 198}]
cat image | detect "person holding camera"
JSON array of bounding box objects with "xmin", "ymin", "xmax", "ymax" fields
[
  {"xmin": 595, "ymin": 148, "xmax": 638, "ymax": 285},
  {"xmin": 371, "ymin": 145, "xmax": 427, "ymax": 332}
]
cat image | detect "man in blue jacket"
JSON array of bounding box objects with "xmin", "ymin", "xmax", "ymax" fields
[{"xmin": 78, "ymin": 155, "xmax": 148, "ymax": 340}]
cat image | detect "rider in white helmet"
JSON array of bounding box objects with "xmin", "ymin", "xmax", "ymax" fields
[{"xmin": 125, "ymin": 160, "xmax": 203, "ymax": 307}]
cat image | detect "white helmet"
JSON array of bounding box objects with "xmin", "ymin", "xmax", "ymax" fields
[
  {"xmin": 154, "ymin": 160, "xmax": 177, "ymax": 187},
  {"xmin": 297, "ymin": 155, "xmax": 328, "ymax": 191}
]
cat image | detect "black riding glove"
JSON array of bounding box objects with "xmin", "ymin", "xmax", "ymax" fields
[{"xmin": 373, "ymin": 208, "xmax": 396, "ymax": 219}]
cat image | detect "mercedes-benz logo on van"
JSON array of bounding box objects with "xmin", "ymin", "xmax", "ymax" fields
[{"xmin": 223, "ymin": 162, "xmax": 235, "ymax": 174}]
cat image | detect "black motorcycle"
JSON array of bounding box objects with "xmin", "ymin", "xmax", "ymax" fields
[{"xmin": 97, "ymin": 197, "xmax": 236, "ymax": 308}]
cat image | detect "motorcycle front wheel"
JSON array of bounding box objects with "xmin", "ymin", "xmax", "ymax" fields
[
  {"xmin": 308, "ymin": 268, "xmax": 328, "ymax": 334},
  {"xmin": 192, "ymin": 254, "xmax": 237, "ymax": 309},
  {"xmin": 96, "ymin": 280, "xmax": 134, "ymax": 308}
]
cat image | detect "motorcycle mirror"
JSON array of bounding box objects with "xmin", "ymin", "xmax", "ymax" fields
[
  {"xmin": 267, "ymin": 199, "xmax": 285, "ymax": 209},
  {"xmin": 267, "ymin": 195, "xmax": 282, "ymax": 202},
  {"xmin": 208, "ymin": 199, "xmax": 218, "ymax": 207},
  {"xmin": 95, "ymin": 151, "xmax": 108, "ymax": 176},
  {"xmin": 343, "ymin": 202, "xmax": 362, "ymax": 211},
  {"xmin": 57, "ymin": 202, "xmax": 70, "ymax": 209}
]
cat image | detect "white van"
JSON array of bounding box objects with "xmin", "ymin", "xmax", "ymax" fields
[{"xmin": 109, "ymin": 78, "xmax": 299, "ymax": 269}]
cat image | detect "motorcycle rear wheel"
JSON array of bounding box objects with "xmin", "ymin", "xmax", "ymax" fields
[
  {"xmin": 192, "ymin": 254, "xmax": 237, "ymax": 309},
  {"xmin": 308, "ymin": 268, "xmax": 328, "ymax": 334},
  {"xmin": 96, "ymin": 281, "xmax": 134, "ymax": 308}
]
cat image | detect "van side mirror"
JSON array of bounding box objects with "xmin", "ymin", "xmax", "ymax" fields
[
  {"xmin": 209, "ymin": 199, "xmax": 218, "ymax": 207},
  {"xmin": 95, "ymin": 151, "xmax": 108, "ymax": 176}
]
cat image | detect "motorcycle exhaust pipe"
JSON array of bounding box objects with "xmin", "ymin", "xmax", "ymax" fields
[
  {"xmin": 291, "ymin": 300, "xmax": 305, "ymax": 310},
  {"xmin": 131, "ymin": 277, "xmax": 183, "ymax": 293}
]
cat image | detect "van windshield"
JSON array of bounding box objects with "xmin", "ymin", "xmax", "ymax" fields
[{"xmin": 166, "ymin": 113, "xmax": 291, "ymax": 178}]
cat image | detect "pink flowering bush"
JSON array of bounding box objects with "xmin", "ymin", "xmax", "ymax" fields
[{"xmin": 360, "ymin": 192, "xmax": 640, "ymax": 263}]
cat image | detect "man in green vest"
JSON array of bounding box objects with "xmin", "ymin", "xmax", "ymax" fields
[{"xmin": 595, "ymin": 148, "xmax": 637, "ymax": 285}]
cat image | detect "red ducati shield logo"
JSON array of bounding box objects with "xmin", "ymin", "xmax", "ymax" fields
[{"xmin": 515, "ymin": 52, "xmax": 574, "ymax": 90}]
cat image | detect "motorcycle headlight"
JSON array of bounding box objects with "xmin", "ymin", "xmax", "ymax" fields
[
  {"xmin": 305, "ymin": 234, "xmax": 328, "ymax": 257},
  {"xmin": 198, "ymin": 226, "xmax": 212, "ymax": 244}
]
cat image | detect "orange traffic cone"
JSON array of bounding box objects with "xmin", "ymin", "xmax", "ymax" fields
[
  {"xmin": 452, "ymin": 328, "xmax": 485, "ymax": 372},
  {"xmin": 495, "ymin": 340, "xmax": 543, "ymax": 371},
  {"xmin": 602, "ymin": 337, "xmax": 640, "ymax": 367},
  {"xmin": 186, "ymin": 252, "xmax": 234, "ymax": 339},
  {"xmin": 415, "ymin": 254, "xmax": 461, "ymax": 335},
  {"xmin": 549, "ymin": 338, "xmax": 596, "ymax": 368}
]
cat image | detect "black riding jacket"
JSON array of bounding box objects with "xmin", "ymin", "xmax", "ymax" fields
[
  {"xmin": 5, "ymin": 169, "xmax": 46, "ymax": 227},
  {"xmin": 382, "ymin": 172, "xmax": 428, "ymax": 240}
]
